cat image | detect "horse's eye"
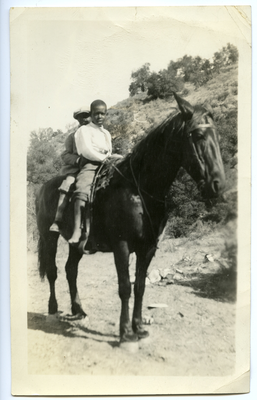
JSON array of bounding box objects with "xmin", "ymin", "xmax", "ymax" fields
[{"xmin": 192, "ymin": 130, "xmax": 205, "ymax": 141}]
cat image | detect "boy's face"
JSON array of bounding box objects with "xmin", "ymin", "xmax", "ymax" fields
[
  {"xmin": 91, "ymin": 105, "xmax": 107, "ymax": 127},
  {"xmin": 78, "ymin": 116, "xmax": 90, "ymax": 126}
]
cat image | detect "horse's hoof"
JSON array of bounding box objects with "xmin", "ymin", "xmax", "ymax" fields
[
  {"xmin": 120, "ymin": 340, "xmax": 139, "ymax": 353},
  {"xmin": 65, "ymin": 313, "xmax": 87, "ymax": 321},
  {"xmin": 48, "ymin": 302, "xmax": 58, "ymax": 315},
  {"xmin": 120, "ymin": 330, "xmax": 139, "ymax": 352},
  {"xmin": 133, "ymin": 325, "xmax": 149, "ymax": 340},
  {"xmin": 71, "ymin": 307, "xmax": 87, "ymax": 318},
  {"xmin": 137, "ymin": 329, "xmax": 149, "ymax": 339}
]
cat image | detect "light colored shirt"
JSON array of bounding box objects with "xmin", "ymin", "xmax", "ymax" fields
[{"xmin": 75, "ymin": 122, "xmax": 112, "ymax": 162}]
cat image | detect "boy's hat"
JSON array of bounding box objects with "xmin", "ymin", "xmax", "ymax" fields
[{"xmin": 73, "ymin": 108, "xmax": 90, "ymax": 120}]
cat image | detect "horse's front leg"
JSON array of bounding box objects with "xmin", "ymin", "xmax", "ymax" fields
[
  {"xmin": 132, "ymin": 246, "xmax": 156, "ymax": 339},
  {"xmin": 65, "ymin": 244, "xmax": 87, "ymax": 318},
  {"xmin": 113, "ymin": 241, "xmax": 138, "ymax": 343}
]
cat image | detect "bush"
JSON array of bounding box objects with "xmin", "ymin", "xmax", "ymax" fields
[
  {"xmin": 231, "ymin": 87, "xmax": 238, "ymax": 95},
  {"xmin": 27, "ymin": 182, "xmax": 40, "ymax": 251},
  {"xmin": 217, "ymin": 90, "xmax": 230, "ymax": 102}
]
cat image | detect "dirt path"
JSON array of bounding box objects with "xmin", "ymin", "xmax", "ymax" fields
[{"xmin": 27, "ymin": 225, "xmax": 236, "ymax": 376}]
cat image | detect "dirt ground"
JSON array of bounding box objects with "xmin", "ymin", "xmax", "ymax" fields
[{"xmin": 27, "ymin": 223, "xmax": 236, "ymax": 376}]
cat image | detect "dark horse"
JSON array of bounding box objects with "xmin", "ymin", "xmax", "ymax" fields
[{"xmin": 36, "ymin": 93, "xmax": 226, "ymax": 347}]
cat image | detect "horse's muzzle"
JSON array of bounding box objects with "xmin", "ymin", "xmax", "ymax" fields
[{"xmin": 200, "ymin": 176, "xmax": 226, "ymax": 199}]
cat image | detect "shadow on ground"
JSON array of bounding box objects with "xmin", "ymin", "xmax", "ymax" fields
[
  {"xmin": 27, "ymin": 312, "xmax": 119, "ymax": 347},
  {"xmin": 175, "ymin": 268, "xmax": 237, "ymax": 303}
]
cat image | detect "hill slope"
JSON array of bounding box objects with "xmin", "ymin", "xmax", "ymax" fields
[
  {"xmin": 105, "ymin": 64, "xmax": 237, "ymax": 171},
  {"xmin": 27, "ymin": 64, "xmax": 238, "ymax": 248}
]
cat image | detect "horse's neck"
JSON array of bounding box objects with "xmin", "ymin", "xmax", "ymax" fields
[{"xmin": 130, "ymin": 130, "xmax": 183, "ymax": 199}]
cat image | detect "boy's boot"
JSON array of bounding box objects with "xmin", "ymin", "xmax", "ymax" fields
[{"xmin": 49, "ymin": 192, "xmax": 69, "ymax": 232}]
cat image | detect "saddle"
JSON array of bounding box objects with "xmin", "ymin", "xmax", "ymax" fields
[{"xmin": 91, "ymin": 154, "xmax": 123, "ymax": 197}]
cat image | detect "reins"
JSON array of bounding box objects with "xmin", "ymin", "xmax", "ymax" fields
[
  {"xmin": 112, "ymin": 158, "xmax": 165, "ymax": 243},
  {"xmin": 129, "ymin": 157, "xmax": 158, "ymax": 242},
  {"xmin": 112, "ymin": 161, "xmax": 166, "ymax": 204}
]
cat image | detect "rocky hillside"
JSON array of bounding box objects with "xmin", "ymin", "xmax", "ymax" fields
[{"xmin": 27, "ymin": 63, "xmax": 238, "ymax": 249}]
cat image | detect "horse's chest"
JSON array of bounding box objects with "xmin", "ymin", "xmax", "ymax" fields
[
  {"xmin": 129, "ymin": 194, "xmax": 142, "ymax": 204},
  {"xmin": 128, "ymin": 194, "xmax": 143, "ymax": 214}
]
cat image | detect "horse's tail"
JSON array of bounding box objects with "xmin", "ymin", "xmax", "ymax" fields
[
  {"xmin": 35, "ymin": 185, "xmax": 47, "ymax": 279},
  {"xmin": 38, "ymin": 235, "xmax": 47, "ymax": 279},
  {"xmin": 35, "ymin": 177, "xmax": 61, "ymax": 280}
]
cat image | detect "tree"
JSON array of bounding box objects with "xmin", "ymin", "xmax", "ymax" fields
[
  {"xmin": 147, "ymin": 70, "xmax": 184, "ymax": 99},
  {"xmin": 221, "ymin": 43, "xmax": 239, "ymax": 64},
  {"xmin": 201, "ymin": 59, "xmax": 213, "ymax": 79},
  {"xmin": 167, "ymin": 60, "xmax": 180, "ymax": 77},
  {"xmin": 27, "ymin": 128, "xmax": 62, "ymax": 184},
  {"xmin": 212, "ymin": 51, "xmax": 223, "ymax": 74},
  {"xmin": 129, "ymin": 63, "xmax": 151, "ymax": 96},
  {"xmin": 213, "ymin": 43, "xmax": 239, "ymax": 74},
  {"xmin": 129, "ymin": 81, "xmax": 140, "ymax": 97},
  {"xmin": 176, "ymin": 55, "xmax": 194, "ymax": 82},
  {"xmin": 146, "ymin": 72, "xmax": 162, "ymax": 99}
]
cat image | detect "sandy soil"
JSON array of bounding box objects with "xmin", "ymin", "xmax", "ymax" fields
[{"xmin": 27, "ymin": 224, "xmax": 236, "ymax": 376}]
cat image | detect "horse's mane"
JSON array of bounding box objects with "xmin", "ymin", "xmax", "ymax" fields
[
  {"xmin": 121, "ymin": 108, "xmax": 183, "ymax": 165},
  {"xmin": 117, "ymin": 103, "xmax": 212, "ymax": 175}
]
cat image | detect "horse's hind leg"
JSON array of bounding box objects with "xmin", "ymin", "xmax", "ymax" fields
[
  {"xmin": 65, "ymin": 244, "xmax": 86, "ymax": 318},
  {"xmin": 38, "ymin": 232, "xmax": 59, "ymax": 314},
  {"xmin": 113, "ymin": 241, "xmax": 138, "ymax": 343},
  {"xmin": 132, "ymin": 246, "xmax": 156, "ymax": 339}
]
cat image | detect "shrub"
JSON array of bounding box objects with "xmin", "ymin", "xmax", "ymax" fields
[
  {"xmin": 182, "ymin": 88, "xmax": 189, "ymax": 96},
  {"xmin": 231, "ymin": 87, "xmax": 238, "ymax": 95}
]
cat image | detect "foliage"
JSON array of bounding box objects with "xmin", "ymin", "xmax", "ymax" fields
[
  {"xmin": 165, "ymin": 170, "xmax": 206, "ymax": 238},
  {"xmin": 129, "ymin": 43, "xmax": 238, "ymax": 98},
  {"xmin": 129, "ymin": 63, "xmax": 151, "ymax": 96},
  {"xmin": 27, "ymin": 46, "xmax": 238, "ymax": 247},
  {"xmin": 27, "ymin": 182, "xmax": 40, "ymax": 251},
  {"xmin": 27, "ymin": 128, "xmax": 64, "ymax": 184},
  {"xmin": 147, "ymin": 70, "xmax": 184, "ymax": 99},
  {"xmin": 213, "ymin": 43, "xmax": 238, "ymax": 73}
]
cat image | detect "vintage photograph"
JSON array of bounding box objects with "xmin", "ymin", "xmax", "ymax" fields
[{"xmin": 10, "ymin": 6, "xmax": 251, "ymax": 396}]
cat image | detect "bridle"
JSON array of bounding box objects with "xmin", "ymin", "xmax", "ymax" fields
[{"xmin": 184, "ymin": 120, "xmax": 213, "ymax": 176}]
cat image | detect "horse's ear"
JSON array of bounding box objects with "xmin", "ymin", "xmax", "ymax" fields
[{"xmin": 173, "ymin": 92, "xmax": 194, "ymax": 120}]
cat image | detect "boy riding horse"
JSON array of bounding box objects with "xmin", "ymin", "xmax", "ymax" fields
[{"xmin": 50, "ymin": 100, "xmax": 112, "ymax": 246}]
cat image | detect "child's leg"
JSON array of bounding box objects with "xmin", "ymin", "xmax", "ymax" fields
[
  {"xmin": 50, "ymin": 175, "xmax": 75, "ymax": 232},
  {"xmin": 68, "ymin": 198, "xmax": 86, "ymax": 243},
  {"xmin": 68, "ymin": 163, "xmax": 99, "ymax": 243}
]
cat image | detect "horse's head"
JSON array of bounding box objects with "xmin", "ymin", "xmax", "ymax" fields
[{"xmin": 174, "ymin": 92, "xmax": 226, "ymax": 198}]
